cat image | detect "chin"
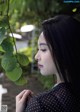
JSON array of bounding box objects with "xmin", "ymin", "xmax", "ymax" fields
[{"xmin": 40, "ymin": 72, "xmax": 52, "ymax": 76}]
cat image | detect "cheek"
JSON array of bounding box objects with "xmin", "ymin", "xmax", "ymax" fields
[
  {"xmin": 45, "ymin": 60, "xmax": 57, "ymax": 75},
  {"xmin": 41, "ymin": 53, "xmax": 57, "ymax": 75}
]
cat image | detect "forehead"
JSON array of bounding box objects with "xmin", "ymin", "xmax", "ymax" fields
[{"xmin": 38, "ymin": 32, "xmax": 47, "ymax": 46}]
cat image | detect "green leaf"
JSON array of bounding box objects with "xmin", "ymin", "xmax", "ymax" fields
[
  {"xmin": 72, "ymin": 8, "xmax": 77, "ymax": 12},
  {"xmin": 6, "ymin": 65, "xmax": 22, "ymax": 81},
  {"xmin": 14, "ymin": 76, "xmax": 27, "ymax": 85},
  {"xmin": 7, "ymin": 37, "xmax": 16, "ymax": 46},
  {"xmin": 0, "ymin": 16, "xmax": 8, "ymax": 27},
  {"xmin": 1, "ymin": 38, "xmax": 14, "ymax": 53},
  {"xmin": 1, "ymin": 54, "xmax": 17, "ymax": 71},
  {"xmin": 17, "ymin": 53, "xmax": 29, "ymax": 66},
  {"xmin": 0, "ymin": 27, "xmax": 6, "ymax": 44},
  {"xmin": 0, "ymin": 45, "xmax": 5, "ymax": 52}
]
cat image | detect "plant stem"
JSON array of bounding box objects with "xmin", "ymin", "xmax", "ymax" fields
[{"xmin": 7, "ymin": 0, "xmax": 18, "ymax": 58}]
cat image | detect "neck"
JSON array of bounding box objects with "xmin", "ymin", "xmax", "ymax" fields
[{"xmin": 56, "ymin": 73, "xmax": 64, "ymax": 85}]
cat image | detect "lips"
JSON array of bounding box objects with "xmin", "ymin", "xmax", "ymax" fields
[{"xmin": 38, "ymin": 64, "xmax": 43, "ymax": 69}]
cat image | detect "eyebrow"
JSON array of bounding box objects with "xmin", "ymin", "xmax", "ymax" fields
[{"xmin": 39, "ymin": 43, "xmax": 48, "ymax": 46}]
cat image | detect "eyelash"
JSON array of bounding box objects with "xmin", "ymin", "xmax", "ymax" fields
[
  {"xmin": 41, "ymin": 49, "xmax": 46, "ymax": 52},
  {"xmin": 37, "ymin": 49, "xmax": 46, "ymax": 52}
]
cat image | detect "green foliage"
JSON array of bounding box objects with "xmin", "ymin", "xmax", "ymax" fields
[
  {"xmin": 0, "ymin": 27, "xmax": 6, "ymax": 44},
  {"xmin": 18, "ymin": 47, "xmax": 33, "ymax": 62},
  {"xmin": 0, "ymin": 16, "xmax": 8, "ymax": 27},
  {"xmin": 1, "ymin": 38, "xmax": 14, "ymax": 53},
  {"xmin": 7, "ymin": 0, "xmax": 80, "ymax": 27},
  {"xmin": 14, "ymin": 76, "xmax": 27, "ymax": 86},
  {"xmin": 6, "ymin": 64, "xmax": 22, "ymax": 81},
  {"xmin": 1, "ymin": 54, "xmax": 17, "ymax": 71},
  {"xmin": 0, "ymin": 0, "xmax": 30, "ymax": 85},
  {"xmin": 35, "ymin": 73, "xmax": 56, "ymax": 89},
  {"xmin": 17, "ymin": 53, "xmax": 29, "ymax": 66},
  {"xmin": 72, "ymin": 8, "xmax": 77, "ymax": 13}
]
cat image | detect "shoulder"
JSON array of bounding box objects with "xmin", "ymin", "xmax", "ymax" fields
[
  {"xmin": 25, "ymin": 83, "xmax": 73, "ymax": 112},
  {"xmin": 34, "ymin": 82, "xmax": 72, "ymax": 104}
]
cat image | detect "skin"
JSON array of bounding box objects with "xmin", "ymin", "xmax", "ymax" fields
[
  {"xmin": 35, "ymin": 32, "xmax": 58, "ymax": 76},
  {"xmin": 16, "ymin": 90, "xmax": 33, "ymax": 112},
  {"xmin": 16, "ymin": 32, "xmax": 61, "ymax": 112}
]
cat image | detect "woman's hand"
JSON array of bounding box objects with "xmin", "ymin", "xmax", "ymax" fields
[{"xmin": 16, "ymin": 90, "xmax": 33, "ymax": 112}]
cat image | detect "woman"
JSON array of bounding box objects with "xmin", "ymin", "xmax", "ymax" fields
[{"xmin": 16, "ymin": 15, "xmax": 80, "ymax": 112}]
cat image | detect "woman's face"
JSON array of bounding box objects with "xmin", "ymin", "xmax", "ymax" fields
[{"xmin": 35, "ymin": 32, "xmax": 58, "ymax": 76}]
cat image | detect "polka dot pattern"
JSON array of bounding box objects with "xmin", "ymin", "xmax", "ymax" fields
[{"xmin": 25, "ymin": 83, "xmax": 80, "ymax": 112}]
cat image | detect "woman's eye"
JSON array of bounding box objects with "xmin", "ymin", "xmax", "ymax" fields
[
  {"xmin": 41, "ymin": 49, "xmax": 46, "ymax": 52},
  {"xmin": 37, "ymin": 48, "xmax": 47, "ymax": 52}
]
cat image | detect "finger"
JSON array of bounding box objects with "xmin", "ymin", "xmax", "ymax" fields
[
  {"xmin": 16, "ymin": 90, "xmax": 27, "ymax": 100},
  {"xmin": 21, "ymin": 90, "xmax": 32, "ymax": 101}
]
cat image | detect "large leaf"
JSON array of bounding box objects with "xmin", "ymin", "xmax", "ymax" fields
[
  {"xmin": 0, "ymin": 27, "xmax": 6, "ymax": 44},
  {"xmin": 14, "ymin": 76, "xmax": 27, "ymax": 85},
  {"xmin": 1, "ymin": 54, "xmax": 17, "ymax": 71},
  {"xmin": 17, "ymin": 53, "xmax": 29, "ymax": 66},
  {"xmin": 1, "ymin": 38, "xmax": 14, "ymax": 53},
  {"xmin": 6, "ymin": 64, "xmax": 22, "ymax": 81}
]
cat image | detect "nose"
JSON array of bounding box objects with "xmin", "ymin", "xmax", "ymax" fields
[{"xmin": 35, "ymin": 51, "xmax": 40, "ymax": 61}]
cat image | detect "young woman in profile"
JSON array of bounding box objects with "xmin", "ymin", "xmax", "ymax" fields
[{"xmin": 16, "ymin": 15, "xmax": 80, "ymax": 112}]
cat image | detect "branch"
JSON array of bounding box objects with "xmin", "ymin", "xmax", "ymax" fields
[{"xmin": 7, "ymin": 0, "xmax": 18, "ymax": 57}]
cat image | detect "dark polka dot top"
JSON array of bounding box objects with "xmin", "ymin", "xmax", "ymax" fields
[{"xmin": 25, "ymin": 83, "xmax": 80, "ymax": 112}]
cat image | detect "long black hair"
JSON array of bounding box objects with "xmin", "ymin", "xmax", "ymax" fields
[{"xmin": 42, "ymin": 15, "xmax": 80, "ymax": 95}]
